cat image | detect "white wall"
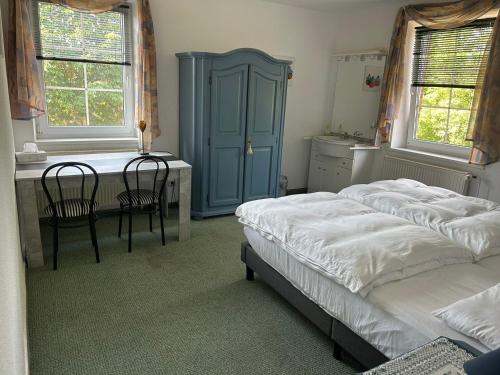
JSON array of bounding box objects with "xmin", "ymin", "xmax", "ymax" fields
[
  {"xmin": 1, "ymin": 0, "xmax": 337, "ymax": 190},
  {"xmin": 330, "ymin": 0, "xmax": 500, "ymax": 203},
  {"xmin": 0, "ymin": 7, "xmax": 29, "ymax": 375},
  {"xmin": 151, "ymin": 0, "xmax": 337, "ymax": 189}
]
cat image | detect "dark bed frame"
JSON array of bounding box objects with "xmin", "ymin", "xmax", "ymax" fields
[{"xmin": 241, "ymin": 241, "xmax": 389, "ymax": 370}]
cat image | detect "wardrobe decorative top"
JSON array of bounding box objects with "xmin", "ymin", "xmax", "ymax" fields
[{"xmin": 176, "ymin": 48, "xmax": 292, "ymax": 65}]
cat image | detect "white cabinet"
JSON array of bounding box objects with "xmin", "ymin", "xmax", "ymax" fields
[
  {"xmin": 308, "ymin": 158, "xmax": 323, "ymax": 192},
  {"xmin": 307, "ymin": 138, "xmax": 377, "ymax": 193},
  {"xmin": 330, "ymin": 165, "xmax": 352, "ymax": 192}
]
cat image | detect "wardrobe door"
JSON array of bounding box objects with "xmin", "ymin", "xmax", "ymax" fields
[
  {"xmin": 243, "ymin": 65, "xmax": 284, "ymax": 201},
  {"xmin": 208, "ymin": 65, "xmax": 248, "ymax": 207}
]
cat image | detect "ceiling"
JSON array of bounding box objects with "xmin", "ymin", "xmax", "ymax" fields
[{"xmin": 262, "ymin": 0, "xmax": 391, "ymax": 12}]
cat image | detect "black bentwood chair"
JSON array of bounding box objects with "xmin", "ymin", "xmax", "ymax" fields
[
  {"xmin": 117, "ymin": 156, "xmax": 170, "ymax": 253},
  {"xmin": 41, "ymin": 162, "xmax": 100, "ymax": 270}
]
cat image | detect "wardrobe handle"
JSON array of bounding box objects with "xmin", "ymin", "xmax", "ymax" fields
[{"xmin": 247, "ymin": 140, "xmax": 254, "ymax": 156}]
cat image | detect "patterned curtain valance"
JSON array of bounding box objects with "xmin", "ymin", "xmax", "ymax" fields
[
  {"xmin": 405, "ymin": 0, "xmax": 498, "ymax": 28},
  {"xmin": 48, "ymin": 0, "xmax": 127, "ymax": 13}
]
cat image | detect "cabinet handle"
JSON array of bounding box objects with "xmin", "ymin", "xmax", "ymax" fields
[{"xmin": 246, "ymin": 141, "xmax": 254, "ymax": 155}]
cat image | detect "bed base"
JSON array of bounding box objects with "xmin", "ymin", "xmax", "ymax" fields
[{"xmin": 241, "ymin": 242, "xmax": 389, "ymax": 370}]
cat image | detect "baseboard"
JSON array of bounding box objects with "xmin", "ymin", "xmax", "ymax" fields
[{"xmin": 286, "ymin": 188, "xmax": 307, "ymax": 196}]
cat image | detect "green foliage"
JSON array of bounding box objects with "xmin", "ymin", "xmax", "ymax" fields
[
  {"xmin": 416, "ymin": 87, "xmax": 473, "ymax": 147},
  {"xmin": 420, "ymin": 87, "xmax": 450, "ymax": 107},
  {"xmin": 88, "ymin": 91, "xmax": 124, "ymax": 125},
  {"xmin": 416, "ymin": 107, "xmax": 447, "ymax": 143},
  {"xmin": 39, "ymin": 2, "xmax": 123, "ymax": 62},
  {"xmin": 46, "ymin": 89, "xmax": 86, "ymax": 126},
  {"xmin": 450, "ymin": 88, "xmax": 474, "ymax": 109},
  {"xmin": 448, "ymin": 109, "xmax": 472, "ymax": 146},
  {"xmin": 87, "ymin": 64, "xmax": 123, "ymax": 89},
  {"xmin": 39, "ymin": 3, "xmax": 126, "ymax": 127},
  {"xmin": 44, "ymin": 61, "xmax": 84, "ymax": 87}
]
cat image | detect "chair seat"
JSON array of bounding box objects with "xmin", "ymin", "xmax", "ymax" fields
[
  {"xmin": 44, "ymin": 199, "xmax": 98, "ymax": 218},
  {"xmin": 117, "ymin": 189, "xmax": 159, "ymax": 206}
]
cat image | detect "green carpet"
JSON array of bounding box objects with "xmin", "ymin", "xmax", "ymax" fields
[{"xmin": 27, "ymin": 213, "xmax": 355, "ymax": 375}]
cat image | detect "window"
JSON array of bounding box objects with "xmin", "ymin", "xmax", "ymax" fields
[
  {"xmin": 408, "ymin": 19, "xmax": 494, "ymax": 157},
  {"xmin": 32, "ymin": 0, "xmax": 135, "ymax": 139}
]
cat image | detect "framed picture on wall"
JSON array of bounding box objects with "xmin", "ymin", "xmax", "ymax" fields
[{"xmin": 363, "ymin": 65, "xmax": 383, "ymax": 91}]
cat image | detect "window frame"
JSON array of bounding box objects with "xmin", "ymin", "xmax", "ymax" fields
[
  {"xmin": 33, "ymin": 1, "xmax": 136, "ymax": 141},
  {"xmin": 407, "ymin": 86, "xmax": 472, "ymax": 159},
  {"xmin": 406, "ymin": 19, "xmax": 494, "ymax": 159}
]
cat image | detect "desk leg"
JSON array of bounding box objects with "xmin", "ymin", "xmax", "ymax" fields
[
  {"xmin": 17, "ymin": 180, "xmax": 44, "ymax": 267},
  {"xmin": 178, "ymin": 168, "xmax": 191, "ymax": 241}
]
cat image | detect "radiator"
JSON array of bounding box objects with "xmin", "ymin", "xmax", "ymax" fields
[{"xmin": 382, "ymin": 156, "xmax": 472, "ymax": 195}]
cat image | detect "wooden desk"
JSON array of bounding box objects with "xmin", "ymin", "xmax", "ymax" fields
[{"xmin": 15, "ymin": 152, "xmax": 192, "ymax": 268}]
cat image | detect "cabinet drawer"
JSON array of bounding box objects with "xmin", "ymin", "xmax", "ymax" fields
[
  {"xmin": 311, "ymin": 151, "xmax": 323, "ymax": 161},
  {"xmin": 333, "ymin": 166, "xmax": 352, "ymax": 192},
  {"xmin": 336, "ymin": 158, "xmax": 353, "ymax": 170},
  {"xmin": 310, "ymin": 151, "xmax": 331, "ymax": 163}
]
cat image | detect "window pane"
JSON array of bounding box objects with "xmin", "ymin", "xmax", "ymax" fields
[
  {"xmin": 416, "ymin": 107, "xmax": 448, "ymax": 143},
  {"xmin": 46, "ymin": 89, "xmax": 87, "ymax": 126},
  {"xmin": 420, "ymin": 87, "xmax": 450, "ymax": 107},
  {"xmin": 37, "ymin": 2, "xmax": 130, "ymax": 64},
  {"xmin": 86, "ymin": 64, "xmax": 123, "ymax": 89},
  {"xmin": 88, "ymin": 91, "xmax": 124, "ymax": 126},
  {"xmin": 83, "ymin": 12, "xmax": 124, "ymax": 62},
  {"xmin": 43, "ymin": 61, "xmax": 84, "ymax": 88},
  {"xmin": 450, "ymin": 88, "xmax": 474, "ymax": 109},
  {"xmin": 38, "ymin": 3, "xmax": 82, "ymax": 60},
  {"xmin": 413, "ymin": 20, "xmax": 494, "ymax": 88},
  {"xmin": 448, "ymin": 110, "xmax": 472, "ymax": 147}
]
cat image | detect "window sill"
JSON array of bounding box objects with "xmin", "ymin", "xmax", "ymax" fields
[
  {"xmin": 35, "ymin": 137, "xmax": 138, "ymax": 153},
  {"xmin": 389, "ymin": 147, "xmax": 485, "ymax": 171}
]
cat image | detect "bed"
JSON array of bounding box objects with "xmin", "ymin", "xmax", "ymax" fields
[
  {"xmin": 339, "ymin": 179, "xmax": 500, "ymax": 260},
  {"xmin": 236, "ymin": 188, "xmax": 500, "ymax": 369}
]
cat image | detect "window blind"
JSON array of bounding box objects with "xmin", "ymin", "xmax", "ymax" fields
[
  {"xmin": 412, "ymin": 19, "xmax": 495, "ymax": 89},
  {"xmin": 32, "ymin": 0, "xmax": 133, "ymax": 66}
]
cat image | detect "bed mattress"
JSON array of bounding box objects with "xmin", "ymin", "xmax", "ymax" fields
[{"xmin": 244, "ymin": 226, "xmax": 500, "ymax": 358}]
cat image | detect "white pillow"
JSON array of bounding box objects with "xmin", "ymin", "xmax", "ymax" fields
[{"xmin": 433, "ymin": 284, "xmax": 500, "ymax": 350}]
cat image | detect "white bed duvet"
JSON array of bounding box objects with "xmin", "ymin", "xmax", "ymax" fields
[
  {"xmin": 236, "ymin": 193, "xmax": 473, "ymax": 297},
  {"xmin": 339, "ymin": 179, "xmax": 500, "ymax": 259}
]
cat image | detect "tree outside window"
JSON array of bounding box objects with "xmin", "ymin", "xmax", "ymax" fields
[{"xmin": 35, "ymin": 1, "xmax": 132, "ymax": 130}]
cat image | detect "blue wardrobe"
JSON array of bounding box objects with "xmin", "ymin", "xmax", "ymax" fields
[{"xmin": 176, "ymin": 49, "xmax": 291, "ymax": 218}]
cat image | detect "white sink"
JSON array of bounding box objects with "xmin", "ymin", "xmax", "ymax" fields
[
  {"xmin": 313, "ymin": 136, "xmax": 356, "ymax": 158},
  {"xmin": 315, "ymin": 135, "xmax": 357, "ymax": 146}
]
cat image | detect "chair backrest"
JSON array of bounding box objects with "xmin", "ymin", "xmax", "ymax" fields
[
  {"xmin": 41, "ymin": 162, "xmax": 99, "ymax": 219},
  {"xmin": 122, "ymin": 155, "xmax": 170, "ymax": 206}
]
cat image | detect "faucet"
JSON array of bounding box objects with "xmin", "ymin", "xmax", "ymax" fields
[{"xmin": 353, "ymin": 131, "xmax": 363, "ymax": 137}]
